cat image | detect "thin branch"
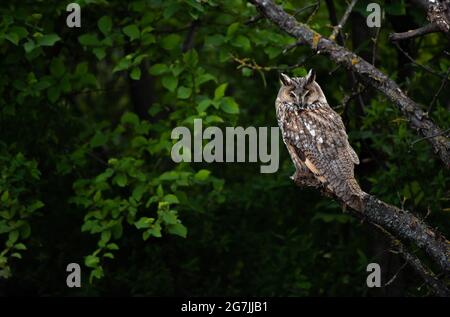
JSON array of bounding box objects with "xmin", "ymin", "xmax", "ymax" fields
[
  {"xmin": 373, "ymin": 224, "xmax": 450, "ymax": 296},
  {"xmin": 248, "ymin": 0, "xmax": 450, "ymax": 168},
  {"xmin": 410, "ymin": 128, "xmax": 450, "ymax": 148},
  {"xmin": 428, "ymin": 66, "xmax": 450, "ymax": 113},
  {"xmin": 325, "ymin": 0, "xmax": 345, "ymax": 45},
  {"xmin": 371, "ymin": 26, "xmax": 381, "ymax": 66},
  {"xmin": 389, "ymin": 23, "xmax": 441, "ymax": 41},
  {"xmin": 245, "ymin": 14, "xmax": 263, "ymax": 25},
  {"xmin": 329, "ymin": 0, "xmax": 358, "ymax": 41},
  {"xmin": 293, "ymin": 1, "xmax": 320, "ymax": 18}
]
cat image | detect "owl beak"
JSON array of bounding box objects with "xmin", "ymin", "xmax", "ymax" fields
[{"xmin": 280, "ymin": 73, "xmax": 292, "ymax": 86}]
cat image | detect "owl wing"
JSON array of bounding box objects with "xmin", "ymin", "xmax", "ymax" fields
[{"xmin": 280, "ymin": 102, "xmax": 362, "ymax": 202}]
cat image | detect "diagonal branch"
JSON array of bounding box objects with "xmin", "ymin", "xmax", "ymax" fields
[{"xmin": 248, "ymin": 0, "xmax": 450, "ymax": 168}]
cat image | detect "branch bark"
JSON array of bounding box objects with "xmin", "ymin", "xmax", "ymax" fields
[{"xmin": 248, "ymin": 0, "xmax": 450, "ymax": 168}]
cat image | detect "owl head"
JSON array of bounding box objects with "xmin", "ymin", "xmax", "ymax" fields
[{"xmin": 278, "ymin": 69, "xmax": 326, "ymax": 106}]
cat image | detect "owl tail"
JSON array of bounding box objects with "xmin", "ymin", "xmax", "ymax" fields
[{"xmin": 332, "ymin": 178, "xmax": 366, "ymax": 212}]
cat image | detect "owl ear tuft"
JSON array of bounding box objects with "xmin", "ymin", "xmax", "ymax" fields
[
  {"xmin": 305, "ymin": 69, "xmax": 316, "ymax": 85},
  {"xmin": 280, "ymin": 73, "xmax": 293, "ymax": 86}
]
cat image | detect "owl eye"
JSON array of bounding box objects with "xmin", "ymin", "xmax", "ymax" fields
[{"xmin": 289, "ymin": 91, "xmax": 297, "ymax": 98}]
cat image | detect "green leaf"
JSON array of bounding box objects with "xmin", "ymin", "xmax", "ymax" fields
[
  {"xmin": 195, "ymin": 169, "xmax": 211, "ymax": 181},
  {"xmin": 149, "ymin": 63, "xmax": 168, "ymax": 75},
  {"xmin": 28, "ymin": 201, "xmax": 44, "ymax": 213},
  {"xmin": 264, "ymin": 46, "xmax": 281, "ymax": 59},
  {"xmin": 144, "ymin": 223, "xmax": 162, "ymax": 239},
  {"xmin": 5, "ymin": 33, "xmax": 19, "ymax": 45},
  {"xmin": 205, "ymin": 115, "xmax": 224, "ymax": 124},
  {"xmin": 227, "ymin": 22, "xmax": 240, "ymax": 38},
  {"xmin": 38, "ymin": 34, "xmax": 61, "ymax": 46},
  {"xmin": 93, "ymin": 47, "xmax": 106, "ymax": 60},
  {"xmin": 135, "ymin": 217, "xmax": 154, "ymax": 229},
  {"xmin": 98, "ymin": 16, "xmax": 112, "ymax": 35},
  {"xmin": 161, "ymin": 211, "xmax": 178, "ymax": 225},
  {"xmin": 161, "ymin": 34, "xmax": 181, "ymax": 50},
  {"xmin": 115, "ymin": 173, "xmax": 128, "ymax": 187},
  {"xmin": 13, "ymin": 243, "xmax": 27, "ymax": 250},
  {"xmin": 214, "ymin": 83, "xmax": 228, "ymax": 100},
  {"xmin": 1, "ymin": 191, "xmax": 9, "ymax": 202},
  {"xmin": 24, "ymin": 40, "xmax": 35, "ymax": 53},
  {"xmin": 163, "ymin": 194, "xmax": 179, "ymax": 204},
  {"xmin": 177, "ymin": 86, "xmax": 192, "ymax": 99},
  {"xmin": 234, "ymin": 35, "xmax": 251, "ymax": 51},
  {"xmin": 103, "ymin": 252, "xmax": 114, "ymax": 259},
  {"xmin": 183, "ymin": 49, "xmax": 198, "ymax": 67},
  {"xmin": 132, "ymin": 184, "xmax": 147, "ymax": 201},
  {"xmin": 292, "ymin": 67, "xmax": 307, "ymax": 77},
  {"xmin": 78, "ymin": 34, "xmax": 99, "ymax": 46},
  {"xmin": 167, "ymin": 223, "xmax": 187, "ymax": 238},
  {"xmin": 197, "ymin": 99, "xmax": 212, "ymax": 112},
  {"xmin": 241, "ymin": 67, "xmax": 253, "ymax": 77},
  {"xmin": 9, "ymin": 26, "xmax": 28, "ymax": 42},
  {"xmin": 7, "ymin": 230, "xmax": 19, "ymax": 247},
  {"xmin": 162, "ymin": 75, "xmax": 178, "ymax": 92},
  {"xmin": 123, "ymin": 25, "xmax": 140, "ymax": 41},
  {"xmin": 85, "ymin": 255, "xmax": 100, "ymax": 268},
  {"xmin": 90, "ymin": 131, "xmax": 108, "ymax": 148},
  {"xmin": 221, "ymin": 97, "xmax": 239, "ymax": 114},
  {"xmin": 121, "ymin": 112, "xmax": 139, "ymax": 125},
  {"xmin": 130, "ymin": 67, "xmax": 141, "ymax": 80},
  {"xmin": 106, "ymin": 243, "xmax": 119, "ymax": 250}
]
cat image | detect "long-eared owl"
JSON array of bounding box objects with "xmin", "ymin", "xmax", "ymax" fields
[{"xmin": 275, "ymin": 69, "xmax": 365, "ymax": 211}]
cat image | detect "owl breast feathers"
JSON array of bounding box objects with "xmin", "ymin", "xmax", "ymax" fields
[{"xmin": 275, "ymin": 70, "xmax": 365, "ymax": 211}]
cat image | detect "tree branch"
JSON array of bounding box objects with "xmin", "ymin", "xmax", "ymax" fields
[
  {"xmin": 390, "ymin": 0, "xmax": 450, "ymax": 41},
  {"xmin": 389, "ymin": 22, "xmax": 441, "ymax": 41},
  {"xmin": 248, "ymin": 0, "xmax": 450, "ymax": 168},
  {"xmin": 292, "ymin": 172, "xmax": 450, "ymax": 283}
]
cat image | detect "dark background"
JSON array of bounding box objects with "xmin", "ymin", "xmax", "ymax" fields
[{"xmin": 0, "ymin": 0, "xmax": 448, "ymax": 296}]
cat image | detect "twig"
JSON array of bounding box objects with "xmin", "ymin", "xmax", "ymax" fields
[
  {"xmin": 244, "ymin": 14, "xmax": 263, "ymax": 25},
  {"xmin": 372, "ymin": 224, "xmax": 450, "ymax": 296},
  {"xmin": 305, "ymin": 1, "xmax": 321, "ymax": 24},
  {"xmin": 410, "ymin": 128, "xmax": 450, "ymax": 148},
  {"xmin": 428, "ymin": 67, "xmax": 450, "ymax": 113},
  {"xmin": 371, "ymin": 26, "xmax": 381, "ymax": 66},
  {"xmin": 325, "ymin": 0, "xmax": 345, "ymax": 45},
  {"xmin": 384, "ymin": 261, "xmax": 408, "ymax": 287},
  {"xmin": 293, "ymin": 1, "xmax": 320, "ymax": 18},
  {"xmin": 282, "ymin": 40, "xmax": 307, "ymax": 54},
  {"xmin": 329, "ymin": 0, "xmax": 358, "ymax": 41}
]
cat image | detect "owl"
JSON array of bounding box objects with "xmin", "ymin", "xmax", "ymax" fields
[{"xmin": 275, "ymin": 70, "xmax": 365, "ymax": 211}]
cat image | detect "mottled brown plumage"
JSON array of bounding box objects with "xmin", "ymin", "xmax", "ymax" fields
[{"xmin": 276, "ymin": 70, "xmax": 365, "ymax": 211}]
